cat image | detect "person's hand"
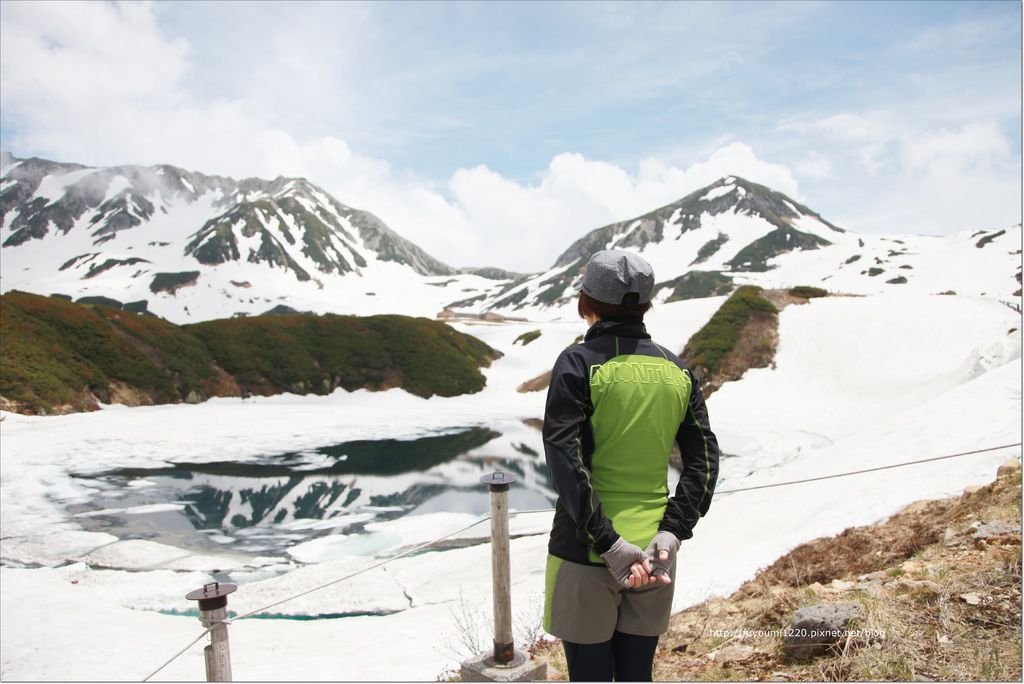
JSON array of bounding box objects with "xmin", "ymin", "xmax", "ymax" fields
[
  {"xmin": 644, "ymin": 531, "xmax": 680, "ymax": 585},
  {"xmin": 627, "ymin": 560, "xmax": 655, "ymax": 587},
  {"xmin": 600, "ymin": 537, "xmax": 650, "ymax": 588}
]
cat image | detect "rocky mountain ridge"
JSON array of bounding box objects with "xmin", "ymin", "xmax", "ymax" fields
[
  {"xmin": 2, "ymin": 153, "xmax": 1019, "ymax": 323},
  {"xmin": 1, "ymin": 151, "xmax": 456, "ymax": 278},
  {"xmin": 455, "ymin": 176, "xmax": 1020, "ymax": 315},
  {"xmin": 0, "ymin": 153, "xmax": 521, "ymax": 322}
]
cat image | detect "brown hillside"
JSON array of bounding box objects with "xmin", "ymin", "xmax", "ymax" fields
[{"xmin": 532, "ymin": 460, "xmax": 1022, "ymax": 682}]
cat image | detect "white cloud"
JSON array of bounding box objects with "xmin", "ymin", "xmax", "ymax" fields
[
  {"xmin": 311, "ymin": 143, "xmax": 800, "ymax": 272},
  {"xmin": 0, "ymin": 1, "xmax": 188, "ymax": 128},
  {"xmin": 865, "ymin": 121, "xmax": 1019, "ymax": 235},
  {"xmin": 775, "ymin": 107, "xmax": 1020, "ymax": 235},
  {"xmin": 2, "ymin": 1, "xmax": 1018, "ymax": 274},
  {"xmin": 782, "ymin": 113, "xmax": 886, "ymax": 142},
  {"xmin": 793, "ymin": 152, "xmax": 833, "ymax": 180},
  {"xmin": 901, "ymin": 121, "xmax": 1013, "ymax": 175},
  {"xmin": 855, "ymin": 142, "xmax": 891, "ymax": 175},
  {"xmin": 0, "ymin": 1, "xmax": 804, "ymax": 272},
  {"xmin": 390, "ymin": 144, "xmax": 801, "ymax": 271}
]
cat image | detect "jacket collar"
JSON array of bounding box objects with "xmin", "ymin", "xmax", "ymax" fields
[{"xmin": 584, "ymin": 318, "xmax": 651, "ymax": 342}]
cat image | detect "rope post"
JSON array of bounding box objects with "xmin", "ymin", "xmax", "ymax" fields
[
  {"xmin": 185, "ymin": 582, "xmax": 237, "ymax": 682},
  {"xmin": 461, "ymin": 472, "xmax": 545, "ymax": 681},
  {"xmin": 480, "ymin": 471, "xmax": 515, "ymax": 665}
]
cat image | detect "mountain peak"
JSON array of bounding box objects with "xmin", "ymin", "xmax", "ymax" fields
[
  {"xmin": 0, "ymin": 155, "xmax": 464, "ymax": 321},
  {"xmin": 478, "ymin": 176, "xmax": 855, "ymax": 312},
  {"xmin": 551, "ymin": 176, "xmax": 842, "ymax": 270}
]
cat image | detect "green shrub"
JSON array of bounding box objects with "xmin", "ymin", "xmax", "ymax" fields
[
  {"xmin": 187, "ymin": 313, "xmax": 498, "ymax": 398},
  {"xmin": 0, "ymin": 292, "xmax": 501, "ymax": 413},
  {"xmin": 514, "ymin": 330, "xmax": 542, "ymax": 346},
  {"xmin": 658, "ymin": 271, "xmax": 733, "ymax": 302},
  {"xmin": 150, "ymin": 271, "xmax": 200, "ymax": 294},
  {"xmin": 492, "ymin": 287, "xmax": 529, "ymax": 309},
  {"xmin": 682, "ymin": 286, "xmax": 777, "ymax": 380},
  {"xmin": 976, "ymin": 230, "xmax": 1006, "ymax": 248},
  {"xmin": 788, "ymin": 286, "xmax": 828, "ymax": 299},
  {"xmin": 75, "ymin": 295, "xmax": 124, "ymax": 309},
  {"xmin": 691, "ymin": 233, "xmax": 729, "ymax": 265},
  {"xmin": 727, "ymin": 227, "xmax": 830, "ymax": 272},
  {"xmin": 1, "ymin": 292, "xmax": 208, "ymax": 411}
]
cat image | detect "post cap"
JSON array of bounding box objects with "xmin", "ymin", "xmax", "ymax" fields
[
  {"xmin": 480, "ymin": 471, "xmax": 516, "ymax": 491},
  {"xmin": 186, "ymin": 581, "xmax": 237, "ymax": 611}
]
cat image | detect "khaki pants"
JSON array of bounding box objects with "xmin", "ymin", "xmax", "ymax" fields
[{"xmin": 543, "ymin": 554, "xmax": 677, "ymax": 644}]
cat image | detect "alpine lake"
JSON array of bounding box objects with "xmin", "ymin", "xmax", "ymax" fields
[{"xmin": 66, "ymin": 424, "xmax": 560, "ymax": 571}]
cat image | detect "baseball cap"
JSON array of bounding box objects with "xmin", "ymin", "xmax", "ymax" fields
[{"xmin": 578, "ymin": 249, "xmax": 655, "ymax": 305}]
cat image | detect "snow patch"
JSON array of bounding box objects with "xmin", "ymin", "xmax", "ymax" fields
[
  {"xmin": 700, "ymin": 184, "xmax": 736, "ymax": 202},
  {"xmin": 1, "ymin": 159, "xmax": 22, "ymax": 176},
  {"xmin": 0, "ymin": 530, "xmax": 119, "ymax": 568},
  {"xmin": 74, "ymin": 503, "xmax": 189, "ymax": 517},
  {"xmin": 102, "ymin": 176, "xmax": 132, "ymax": 203},
  {"xmin": 76, "ymin": 540, "xmax": 192, "ymax": 570},
  {"xmin": 33, "ymin": 168, "xmax": 97, "ymax": 203}
]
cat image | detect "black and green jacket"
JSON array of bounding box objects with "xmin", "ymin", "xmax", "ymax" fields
[{"xmin": 543, "ymin": 317, "xmax": 720, "ymax": 566}]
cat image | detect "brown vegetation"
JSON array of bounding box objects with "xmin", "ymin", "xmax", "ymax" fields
[
  {"xmin": 531, "ymin": 461, "xmax": 1022, "ymax": 681},
  {"xmin": 693, "ymin": 287, "xmax": 829, "ymax": 397},
  {"xmin": 517, "ymin": 370, "xmax": 552, "ymax": 393}
]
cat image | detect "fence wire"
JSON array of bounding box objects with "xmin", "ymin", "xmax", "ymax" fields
[{"xmin": 142, "ymin": 440, "xmax": 1021, "ymax": 680}]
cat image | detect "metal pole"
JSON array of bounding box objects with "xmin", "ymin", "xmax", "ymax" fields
[
  {"xmin": 480, "ymin": 471, "xmax": 516, "ymax": 665},
  {"xmin": 186, "ymin": 582, "xmax": 237, "ymax": 682}
]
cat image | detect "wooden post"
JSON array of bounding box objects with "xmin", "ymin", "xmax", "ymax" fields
[
  {"xmin": 186, "ymin": 582, "xmax": 237, "ymax": 682},
  {"xmin": 461, "ymin": 471, "xmax": 546, "ymax": 681},
  {"xmin": 480, "ymin": 471, "xmax": 516, "ymax": 665}
]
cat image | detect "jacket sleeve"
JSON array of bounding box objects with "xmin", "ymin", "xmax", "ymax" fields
[
  {"xmin": 660, "ymin": 372, "xmax": 720, "ymax": 541},
  {"xmin": 542, "ymin": 348, "xmax": 620, "ymax": 555}
]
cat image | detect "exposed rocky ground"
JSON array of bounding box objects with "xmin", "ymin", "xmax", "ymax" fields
[{"xmin": 532, "ymin": 459, "xmax": 1022, "ymax": 681}]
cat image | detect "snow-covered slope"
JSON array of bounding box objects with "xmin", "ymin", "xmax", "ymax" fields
[
  {"xmin": 1, "ymin": 293, "xmax": 1020, "ymax": 680},
  {"xmin": 1, "ymin": 153, "xmax": 1021, "ymax": 679},
  {"xmin": 0, "ymin": 153, "xmax": 512, "ymax": 322},
  {"xmin": 459, "ymin": 176, "xmax": 1021, "ymax": 319}
]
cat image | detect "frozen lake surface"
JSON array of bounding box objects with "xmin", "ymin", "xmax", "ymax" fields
[{"xmin": 67, "ymin": 425, "xmax": 558, "ymax": 570}]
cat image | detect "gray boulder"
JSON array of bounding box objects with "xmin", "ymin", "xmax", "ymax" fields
[
  {"xmin": 783, "ymin": 603, "xmax": 864, "ymax": 660},
  {"xmin": 971, "ymin": 520, "xmax": 1020, "ymax": 541}
]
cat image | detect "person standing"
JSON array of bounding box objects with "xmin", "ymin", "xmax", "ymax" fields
[{"xmin": 542, "ymin": 249, "xmax": 720, "ymax": 681}]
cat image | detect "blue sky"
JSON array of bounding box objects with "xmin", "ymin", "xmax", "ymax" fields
[{"xmin": 1, "ymin": 1, "xmax": 1020, "ymax": 270}]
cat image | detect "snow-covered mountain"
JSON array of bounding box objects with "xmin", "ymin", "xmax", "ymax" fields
[
  {"xmin": 459, "ymin": 176, "xmax": 1022, "ymax": 318},
  {"xmin": 0, "ymin": 153, "xmax": 511, "ymax": 322},
  {"xmin": 3, "ymin": 156, "xmax": 1020, "ymax": 325}
]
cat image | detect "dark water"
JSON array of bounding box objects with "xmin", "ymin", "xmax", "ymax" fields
[{"xmin": 69, "ymin": 426, "xmax": 556, "ymax": 561}]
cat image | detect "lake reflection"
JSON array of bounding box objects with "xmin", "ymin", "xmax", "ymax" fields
[{"xmin": 69, "ymin": 426, "xmax": 556, "ymax": 559}]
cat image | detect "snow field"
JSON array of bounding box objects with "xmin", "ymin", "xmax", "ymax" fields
[{"xmin": 1, "ymin": 294, "xmax": 1021, "ymax": 680}]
